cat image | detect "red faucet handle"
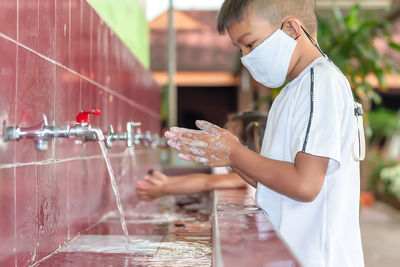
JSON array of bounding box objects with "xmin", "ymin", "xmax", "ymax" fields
[{"xmin": 76, "ymin": 110, "xmax": 101, "ymax": 124}]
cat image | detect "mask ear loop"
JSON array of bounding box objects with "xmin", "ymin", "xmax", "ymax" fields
[{"xmin": 280, "ymin": 22, "xmax": 303, "ymax": 41}]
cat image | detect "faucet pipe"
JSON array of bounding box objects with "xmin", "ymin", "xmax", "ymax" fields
[
  {"xmin": 2, "ymin": 109, "xmax": 165, "ymax": 151},
  {"xmin": 104, "ymin": 121, "xmax": 141, "ymax": 148},
  {"xmin": 2, "ymin": 110, "xmax": 104, "ymax": 151}
]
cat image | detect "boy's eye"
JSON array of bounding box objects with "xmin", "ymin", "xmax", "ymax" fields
[{"xmin": 246, "ymin": 42, "xmax": 255, "ymax": 49}]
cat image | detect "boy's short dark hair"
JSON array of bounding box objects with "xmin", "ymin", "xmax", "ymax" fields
[{"xmin": 217, "ymin": 0, "xmax": 317, "ymax": 35}]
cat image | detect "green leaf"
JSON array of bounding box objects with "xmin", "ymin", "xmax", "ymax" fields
[
  {"xmin": 375, "ymin": 69, "xmax": 386, "ymax": 88},
  {"xmin": 345, "ymin": 4, "xmax": 360, "ymax": 30},
  {"xmin": 389, "ymin": 41, "xmax": 400, "ymax": 51}
]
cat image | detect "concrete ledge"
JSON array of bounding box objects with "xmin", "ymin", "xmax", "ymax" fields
[{"xmin": 212, "ymin": 188, "xmax": 301, "ymax": 267}]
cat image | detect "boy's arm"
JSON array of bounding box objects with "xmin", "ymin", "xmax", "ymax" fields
[
  {"xmin": 231, "ymin": 146, "xmax": 328, "ymax": 202},
  {"xmin": 232, "ymin": 167, "xmax": 257, "ymax": 188},
  {"xmin": 166, "ymin": 121, "xmax": 328, "ymax": 202}
]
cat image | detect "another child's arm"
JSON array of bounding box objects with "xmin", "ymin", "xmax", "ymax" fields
[
  {"xmin": 166, "ymin": 120, "xmax": 328, "ymax": 202},
  {"xmin": 136, "ymin": 170, "xmax": 246, "ymax": 200}
]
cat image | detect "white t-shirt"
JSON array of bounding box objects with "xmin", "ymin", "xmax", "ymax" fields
[{"xmin": 257, "ymin": 57, "xmax": 364, "ymax": 267}]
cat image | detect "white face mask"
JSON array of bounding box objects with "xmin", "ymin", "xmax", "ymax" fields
[{"xmin": 241, "ymin": 29, "xmax": 297, "ymax": 88}]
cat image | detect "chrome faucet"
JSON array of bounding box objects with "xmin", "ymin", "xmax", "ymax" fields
[
  {"xmin": 53, "ymin": 110, "xmax": 104, "ymax": 142},
  {"xmin": 106, "ymin": 123, "xmax": 168, "ymax": 149},
  {"xmin": 2, "ymin": 110, "xmax": 105, "ymax": 151},
  {"xmin": 1, "ymin": 109, "xmax": 167, "ymax": 151},
  {"xmin": 2, "ymin": 114, "xmax": 53, "ymax": 151},
  {"xmin": 104, "ymin": 121, "xmax": 141, "ymax": 148},
  {"xmin": 133, "ymin": 129, "xmax": 154, "ymax": 147},
  {"xmin": 133, "ymin": 130, "xmax": 168, "ymax": 148}
]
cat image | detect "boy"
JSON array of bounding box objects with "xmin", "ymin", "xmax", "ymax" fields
[{"xmin": 165, "ymin": 0, "xmax": 365, "ymax": 266}]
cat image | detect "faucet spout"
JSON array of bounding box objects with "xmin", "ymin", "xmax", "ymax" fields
[
  {"xmin": 54, "ymin": 124, "xmax": 104, "ymax": 141},
  {"xmin": 90, "ymin": 126, "xmax": 105, "ymax": 141}
]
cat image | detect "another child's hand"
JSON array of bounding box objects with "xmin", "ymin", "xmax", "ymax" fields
[
  {"xmin": 165, "ymin": 120, "xmax": 241, "ymax": 167},
  {"xmin": 136, "ymin": 170, "xmax": 168, "ymax": 200}
]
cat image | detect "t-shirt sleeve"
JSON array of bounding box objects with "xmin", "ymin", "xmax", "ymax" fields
[{"xmin": 290, "ymin": 66, "xmax": 343, "ymax": 175}]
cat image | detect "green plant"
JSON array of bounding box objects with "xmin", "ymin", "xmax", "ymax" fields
[
  {"xmin": 318, "ymin": 4, "xmax": 400, "ymax": 109},
  {"xmin": 367, "ymin": 148, "xmax": 397, "ymax": 194},
  {"xmin": 381, "ymin": 164, "xmax": 400, "ymax": 199},
  {"xmin": 368, "ymin": 108, "xmax": 400, "ymax": 146}
]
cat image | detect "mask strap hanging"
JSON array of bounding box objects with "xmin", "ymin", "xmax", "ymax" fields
[
  {"xmin": 300, "ymin": 25, "xmax": 326, "ymax": 57},
  {"xmin": 353, "ymin": 102, "xmax": 366, "ymax": 161}
]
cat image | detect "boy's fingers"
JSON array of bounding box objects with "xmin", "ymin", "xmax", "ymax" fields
[
  {"xmin": 164, "ymin": 131, "xmax": 177, "ymax": 139},
  {"xmin": 178, "ymin": 153, "xmax": 192, "ymax": 161},
  {"xmin": 167, "ymin": 139, "xmax": 207, "ymax": 154},
  {"xmin": 195, "ymin": 120, "xmax": 221, "ymax": 134},
  {"xmin": 167, "ymin": 139, "xmax": 180, "ymax": 149},
  {"xmin": 178, "ymin": 153, "xmax": 209, "ymax": 164},
  {"xmin": 175, "ymin": 136, "xmax": 209, "ymax": 148},
  {"xmin": 173, "ymin": 143, "xmax": 207, "ymax": 157},
  {"xmin": 168, "ymin": 127, "xmax": 207, "ymax": 139},
  {"xmin": 193, "ymin": 156, "xmax": 210, "ymax": 164}
]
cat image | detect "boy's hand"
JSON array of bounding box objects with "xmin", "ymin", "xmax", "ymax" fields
[{"xmin": 165, "ymin": 120, "xmax": 241, "ymax": 167}]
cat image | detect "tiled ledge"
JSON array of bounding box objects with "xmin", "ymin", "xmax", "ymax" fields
[{"xmin": 212, "ymin": 188, "xmax": 301, "ymax": 267}]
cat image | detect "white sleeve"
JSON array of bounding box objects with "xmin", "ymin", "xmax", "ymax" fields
[{"xmin": 290, "ymin": 66, "xmax": 343, "ymax": 175}]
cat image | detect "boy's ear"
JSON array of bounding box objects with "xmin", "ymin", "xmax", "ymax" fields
[{"xmin": 281, "ymin": 18, "xmax": 301, "ymax": 40}]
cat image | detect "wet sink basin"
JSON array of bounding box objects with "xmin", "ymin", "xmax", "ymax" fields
[
  {"xmin": 32, "ymin": 186, "xmax": 300, "ymax": 267},
  {"xmin": 36, "ymin": 194, "xmax": 212, "ymax": 267}
]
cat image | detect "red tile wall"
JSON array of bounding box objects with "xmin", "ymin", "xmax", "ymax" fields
[{"xmin": 0, "ymin": 1, "xmax": 161, "ymax": 266}]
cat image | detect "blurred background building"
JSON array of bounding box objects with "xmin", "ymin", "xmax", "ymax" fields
[{"xmin": 149, "ymin": 0, "xmax": 400, "ymax": 130}]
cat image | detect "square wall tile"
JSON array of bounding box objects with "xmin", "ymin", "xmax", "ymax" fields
[
  {"xmin": 54, "ymin": 66, "xmax": 82, "ymax": 160},
  {"xmin": 15, "ymin": 47, "xmax": 40, "ymax": 163},
  {"xmin": 91, "ymin": 15, "xmax": 106, "ymax": 86},
  {"xmin": 70, "ymin": 0, "xmax": 82, "ymax": 74},
  {"xmin": 0, "ymin": 168, "xmax": 16, "ymax": 266},
  {"xmin": 0, "ymin": 38, "xmax": 17, "ymax": 165},
  {"xmin": 0, "ymin": 0, "xmax": 17, "ymax": 40},
  {"xmin": 19, "ymin": 0, "xmax": 39, "ymax": 51},
  {"xmin": 39, "ymin": 0, "xmax": 56, "ymax": 58},
  {"xmin": 80, "ymin": 0, "xmax": 91, "ymax": 77},
  {"xmin": 15, "ymin": 165, "xmax": 38, "ymax": 266},
  {"xmin": 67, "ymin": 159, "xmax": 99, "ymax": 237},
  {"xmin": 0, "ymin": 37, "xmax": 16, "ymax": 121},
  {"xmin": 16, "ymin": 48, "xmax": 55, "ymax": 163},
  {"xmin": 55, "ymin": 0, "xmax": 70, "ymax": 67},
  {"xmin": 86, "ymin": 157, "xmax": 111, "ymax": 224},
  {"xmin": 36, "ymin": 163, "xmax": 68, "ymax": 260}
]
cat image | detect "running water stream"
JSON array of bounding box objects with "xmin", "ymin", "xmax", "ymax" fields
[{"xmin": 98, "ymin": 141, "xmax": 130, "ymax": 243}]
